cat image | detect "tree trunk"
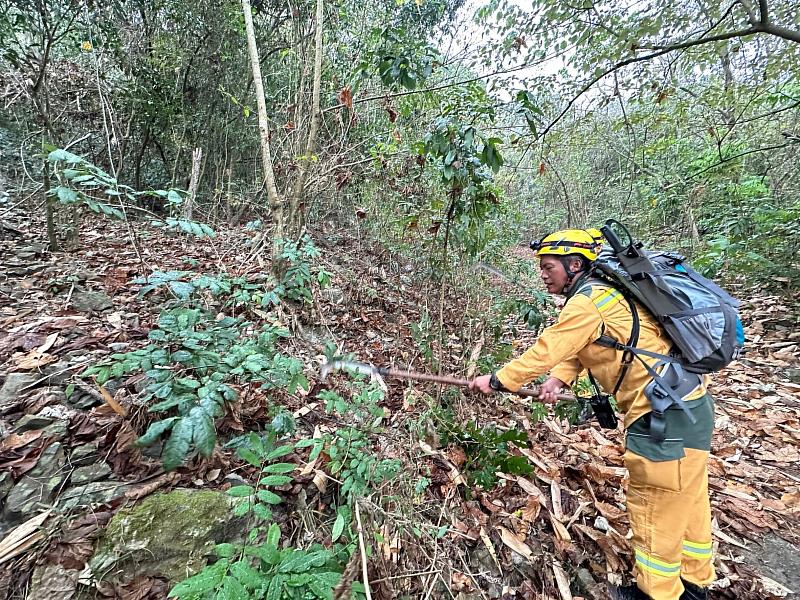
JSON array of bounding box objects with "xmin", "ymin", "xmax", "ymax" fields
[
  {"xmin": 185, "ymin": 147, "xmax": 203, "ymax": 221},
  {"xmin": 44, "ymin": 158, "xmax": 58, "ymax": 251},
  {"xmin": 719, "ymin": 44, "xmax": 736, "ymax": 128},
  {"xmin": 288, "ymin": 0, "xmax": 325, "ymax": 234},
  {"xmin": 242, "ymin": 0, "xmax": 284, "ymax": 268},
  {"xmin": 134, "ymin": 126, "xmax": 151, "ymax": 190}
]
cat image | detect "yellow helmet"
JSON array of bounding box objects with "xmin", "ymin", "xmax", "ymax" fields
[
  {"xmin": 530, "ymin": 229, "xmax": 599, "ymax": 261},
  {"xmin": 585, "ymin": 227, "xmax": 605, "ymax": 249}
]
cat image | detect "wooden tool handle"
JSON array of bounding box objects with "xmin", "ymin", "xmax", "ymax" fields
[
  {"xmin": 382, "ymin": 368, "xmax": 575, "ymax": 401},
  {"xmin": 515, "ymin": 386, "xmax": 575, "ymax": 402}
]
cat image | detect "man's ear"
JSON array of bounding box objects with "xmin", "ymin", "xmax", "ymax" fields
[{"xmin": 568, "ymin": 257, "xmax": 584, "ymax": 273}]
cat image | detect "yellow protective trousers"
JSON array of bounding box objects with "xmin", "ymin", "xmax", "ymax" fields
[{"xmin": 624, "ymin": 396, "xmax": 716, "ymax": 600}]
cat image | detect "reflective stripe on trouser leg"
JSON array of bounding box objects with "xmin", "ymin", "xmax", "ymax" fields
[
  {"xmin": 625, "ymin": 448, "xmax": 713, "ymax": 600},
  {"xmin": 680, "ymin": 449, "xmax": 715, "ymax": 586},
  {"xmin": 635, "ymin": 549, "xmax": 681, "ymax": 577},
  {"xmin": 682, "ymin": 540, "xmax": 712, "ymax": 559}
]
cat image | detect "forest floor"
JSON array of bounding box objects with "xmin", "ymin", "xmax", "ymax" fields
[{"xmin": 0, "ymin": 207, "xmax": 799, "ymax": 600}]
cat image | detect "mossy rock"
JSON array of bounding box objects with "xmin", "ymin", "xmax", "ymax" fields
[{"xmin": 90, "ymin": 488, "xmax": 243, "ymax": 583}]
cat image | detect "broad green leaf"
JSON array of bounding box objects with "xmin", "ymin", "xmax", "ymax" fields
[
  {"xmin": 168, "ymin": 558, "xmax": 229, "ymax": 597},
  {"xmin": 191, "ymin": 406, "xmax": 216, "ymax": 457},
  {"xmin": 309, "ymin": 443, "xmax": 324, "ymax": 461},
  {"xmin": 163, "ymin": 417, "xmax": 194, "ymax": 471},
  {"xmin": 171, "ymin": 350, "xmax": 193, "ymax": 362},
  {"xmin": 261, "ymin": 462, "xmax": 295, "ymax": 474},
  {"xmin": 94, "ymin": 366, "xmax": 111, "ymax": 385},
  {"xmin": 169, "ymin": 281, "xmax": 194, "ymax": 300},
  {"xmin": 217, "ymin": 576, "xmax": 247, "ymax": 600},
  {"xmin": 266, "ymin": 523, "xmax": 281, "ymax": 549},
  {"xmin": 255, "ymin": 489, "xmax": 282, "ymax": 505},
  {"xmin": 148, "ymin": 395, "xmax": 182, "ymax": 413},
  {"xmin": 167, "ymin": 189, "xmax": 183, "ymax": 205},
  {"xmin": 245, "ymin": 541, "xmax": 279, "ymax": 565},
  {"xmin": 265, "ymin": 574, "xmax": 284, "ymax": 600},
  {"xmin": 286, "ymin": 573, "xmax": 314, "ymax": 586},
  {"xmin": 252, "ymin": 503, "xmax": 272, "ymax": 521},
  {"xmin": 152, "ymin": 380, "xmax": 177, "ymax": 400},
  {"xmin": 229, "ymin": 560, "xmax": 262, "ymax": 590},
  {"xmin": 48, "ymin": 149, "xmax": 83, "ymax": 164},
  {"xmin": 264, "ymin": 445, "xmax": 293, "ymax": 460},
  {"xmin": 56, "ymin": 186, "xmax": 78, "ymax": 203},
  {"xmin": 215, "ymin": 543, "xmax": 237, "ymax": 558},
  {"xmin": 228, "ymin": 485, "xmax": 254, "ymax": 497},
  {"xmin": 331, "ymin": 513, "xmax": 345, "ymax": 542},
  {"xmin": 136, "ymin": 417, "xmax": 179, "ymax": 446},
  {"xmin": 309, "ymin": 573, "xmax": 340, "ymax": 598},
  {"xmin": 258, "ymin": 475, "xmax": 291, "ymax": 487},
  {"xmin": 277, "ymin": 550, "xmax": 329, "ymax": 574},
  {"xmin": 237, "ymin": 448, "xmax": 262, "ymax": 468},
  {"xmin": 177, "ymin": 377, "xmax": 201, "ymax": 389},
  {"xmin": 232, "ymin": 499, "xmax": 251, "ymax": 517}
]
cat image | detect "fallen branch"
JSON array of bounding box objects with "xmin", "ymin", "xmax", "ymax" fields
[{"xmin": 354, "ymin": 501, "xmax": 373, "ymax": 600}]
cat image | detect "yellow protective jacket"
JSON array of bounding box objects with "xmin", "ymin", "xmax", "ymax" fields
[{"xmin": 495, "ymin": 278, "xmax": 706, "ymax": 428}]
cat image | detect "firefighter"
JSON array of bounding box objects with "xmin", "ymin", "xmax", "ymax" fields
[{"xmin": 470, "ymin": 229, "xmax": 715, "ymax": 600}]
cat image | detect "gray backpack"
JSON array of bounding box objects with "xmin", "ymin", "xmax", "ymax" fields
[{"xmin": 586, "ymin": 221, "xmax": 744, "ymax": 440}]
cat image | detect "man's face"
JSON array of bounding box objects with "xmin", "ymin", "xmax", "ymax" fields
[{"xmin": 539, "ymin": 255, "xmax": 569, "ymax": 294}]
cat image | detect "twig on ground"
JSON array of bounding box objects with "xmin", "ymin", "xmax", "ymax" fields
[{"xmin": 355, "ymin": 500, "xmax": 373, "ymax": 600}]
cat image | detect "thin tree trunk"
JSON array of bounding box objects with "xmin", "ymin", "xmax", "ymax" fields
[
  {"xmin": 720, "ymin": 45, "xmax": 736, "ymax": 128},
  {"xmin": 134, "ymin": 126, "xmax": 151, "ymax": 190},
  {"xmin": 288, "ymin": 0, "xmax": 324, "ymax": 234},
  {"xmin": 242, "ymin": 0, "xmax": 284, "ymax": 265},
  {"xmin": 185, "ymin": 147, "xmax": 203, "ymax": 221},
  {"xmin": 44, "ymin": 158, "xmax": 58, "ymax": 251}
]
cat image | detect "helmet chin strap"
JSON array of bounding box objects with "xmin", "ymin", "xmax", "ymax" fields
[{"xmin": 558, "ymin": 256, "xmax": 583, "ymax": 294}]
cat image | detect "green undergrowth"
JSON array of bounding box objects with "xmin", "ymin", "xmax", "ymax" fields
[
  {"xmin": 82, "ymin": 236, "xmax": 329, "ymax": 471},
  {"xmin": 80, "ymin": 228, "xmax": 601, "ymax": 597},
  {"xmin": 168, "ymin": 377, "xmax": 399, "ymax": 599}
]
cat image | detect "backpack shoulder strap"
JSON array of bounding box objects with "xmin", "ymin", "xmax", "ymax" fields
[
  {"xmin": 612, "ymin": 293, "xmax": 639, "ymax": 395},
  {"xmin": 580, "ymin": 278, "xmax": 640, "ymax": 396},
  {"xmin": 589, "ymin": 292, "xmax": 640, "ymax": 396}
]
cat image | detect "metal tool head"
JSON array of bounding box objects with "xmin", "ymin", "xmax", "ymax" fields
[
  {"xmin": 320, "ymin": 359, "xmax": 378, "ymax": 379},
  {"xmin": 319, "ymin": 359, "xmax": 387, "ymax": 390}
]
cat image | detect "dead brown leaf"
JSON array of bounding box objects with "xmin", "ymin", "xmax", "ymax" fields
[
  {"xmin": 0, "ymin": 510, "xmax": 51, "ymax": 564},
  {"xmin": 450, "ymin": 571, "xmax": 474, "ymax": 592},
  {"xmin": 13, "ymin": 348, "xmax": 58, "ymax": 370},
  {"xmin": 0, "ymin": 429, "xmax": 43, "ymax": 451},
  {"xmin": 338, "ymin": 86, "xmax": 353, "ymax": 109},
  {"xmin": 98, "ymin": 384, "xmax": 127, "ymax": 416},
  {"xmin": 498, "ymin": 525, "xmax": 534, "ymax": 561}
]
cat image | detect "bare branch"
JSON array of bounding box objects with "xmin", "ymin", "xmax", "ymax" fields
[
  {"xmin": 758, "ymin": 0, "xmax": 770, "ymax": 26},
  {"xmin": 737, "ymin": 100, "xmax": 800, "ymax": 124},
  {"xmin": 689, "ymin": 140, "xmax": 800, "ymax": 179},
  {"xmin": 739, "ymin": 0, "xmax": 800, "ymax": 42},
  {"xmin": 645, "ymin": 25, "xmax": 760, "ymax": 52},
  {"xmin": 761, "ymin": 22, "xmax": 800, "ymax": 44}
]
